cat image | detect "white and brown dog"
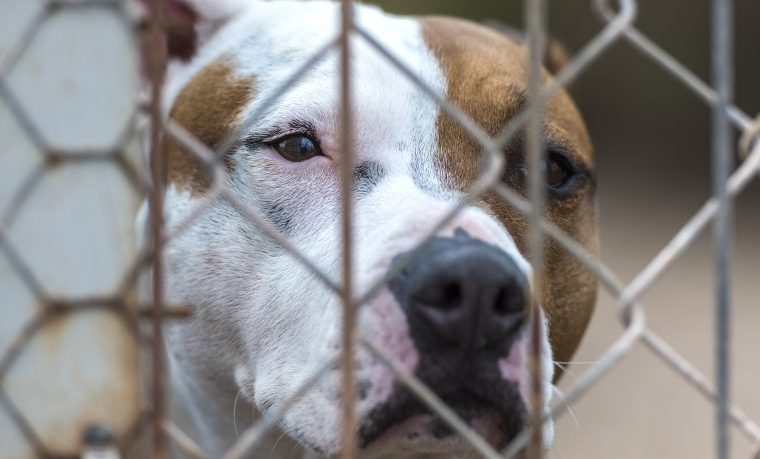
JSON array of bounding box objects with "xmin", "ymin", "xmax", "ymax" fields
[{"xmin": 141, "ymin": 0, "xmax": 598, "ymax": 457}]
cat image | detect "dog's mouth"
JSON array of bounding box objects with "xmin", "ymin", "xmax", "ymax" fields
[{"xmin": 358, "ymin": 382, "xmax": 526, "ymax": 451}]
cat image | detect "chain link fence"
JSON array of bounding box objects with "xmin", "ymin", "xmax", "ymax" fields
[{"xmin": 0, "ymin": 0, "xmax": 758, "ymax": 458}]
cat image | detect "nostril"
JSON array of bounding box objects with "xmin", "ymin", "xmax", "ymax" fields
[
  {"xmin": 440, "ymin": 281, "xmax": 462, "ymax": 310},
  {"xmin": 493, "ymin": 282, "xmax": 526, "ymax": 317},
  {"xmin": 412, "ymin": 280, "xmax": 462, "ymax": 311},
  {"xmin": 389, "ymin": 233, "xmax": 531, "ymax": 351}
]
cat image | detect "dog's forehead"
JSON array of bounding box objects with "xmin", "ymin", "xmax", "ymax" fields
[
  {"xmin": 165, "ymin": 2, "xmax": 592, "ymax": 192},
  {"xmin": 421, "ymin": 16, "xmax": 592, "ymax": 165}
]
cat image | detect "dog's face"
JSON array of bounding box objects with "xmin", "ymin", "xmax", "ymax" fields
[{"xmin": 154, "ymin": 1, "xmax": 597, "ymax": 457}]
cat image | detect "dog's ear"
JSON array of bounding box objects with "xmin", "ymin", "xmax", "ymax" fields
[
  {"xmin": 483, "ymin": 20, "xmax": 570, "ymax": 76},
  {"xmin": 542, "ymin": 38, "xmax": 570, "ymax": 76},
  {"xmin": 139, "ymin": 0, "xmax": 250, "ymax": 63}
]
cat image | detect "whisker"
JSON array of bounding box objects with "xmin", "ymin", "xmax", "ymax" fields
[
  {"xmin": 553, "ymin": 361, "xmax": 580, "ymax": 384},
  {"xmin": 288, "ymin": 436, "xmax": 306, "ymax": 457},
  {"xmin": 270, "ymin": 430, "xmax": 289, "ymax": 457},
  {"xmin": 552, "ymin": 385, "xmax": 582, "ymax": 432},
  {"xmin": 233, "ymin": 389, "xmax": 242, "ymax": 440},
  {"xmin": 553, "ymin": 361, "xmax": 602, "ymax": 365}
]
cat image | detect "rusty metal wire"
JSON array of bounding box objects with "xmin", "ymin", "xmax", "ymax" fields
[
  {"xmin": 1, "ymin": 0, "xmax": 759, "ymax": 458},
  {"xmin": 0, "ymin": 0, "xmax": 148, "ymax": 456},
  {"xmin": 145, "ymin": 0, "xmax": 169, "ymax": 457},
  {"xmin": 524, "ymin": 0, "xmax": 549, "ymax": 457},
  {"xmin": 338, "ymin": 2, "xmax": 359, "ymax": 458}
]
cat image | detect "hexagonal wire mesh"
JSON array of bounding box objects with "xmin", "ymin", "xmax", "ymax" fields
[
  {"xmin": 0, "ymin": 0, "xmax": 144, "ymax": 458},
  {"xmin": 0, "ymin": 0, "xmax": 758, "ymax": 459}
]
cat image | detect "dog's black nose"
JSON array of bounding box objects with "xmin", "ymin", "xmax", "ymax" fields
[{"xmin": 389, "ymin": 230, "xmax": 528, "ymax": 351}]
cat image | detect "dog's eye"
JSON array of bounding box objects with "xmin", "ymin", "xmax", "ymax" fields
[
  {"xmin": 272, "ymin": 135, "xmax": 322, "ymax": 162},
  {"xmin": 503, "ymin": 146, "xmax": 587, "ymax": 198},
  {"xmin": 545, "ymin": 152, "xmax": 574, "ymax": 189}
]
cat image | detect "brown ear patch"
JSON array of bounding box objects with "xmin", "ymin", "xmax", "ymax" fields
[
  {"xmin": 168, "ymin": 57, "xmax": 256, "ymax": 193},
  {"xmin": 543, "ymin": 38, "xmax": 570, "ymax": 75},
  {"xmin": 422, "ymin": 16, "xmax": 529, "ymax": 190},
  {"xmin": 482, "ymin": 20, "xmax": 570, "ymax": 76}
]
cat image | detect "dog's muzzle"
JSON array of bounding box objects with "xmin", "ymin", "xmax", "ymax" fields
[
  {"xmin": 390, "ymin": 229, "xmax": 528, "ymax": 354},
  {"xmin": 359, "ymin": 230, "xmax": 530, "ymax": 449}
]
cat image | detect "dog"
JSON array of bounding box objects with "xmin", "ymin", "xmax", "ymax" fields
[{"xmin": 140, "ymin": 0, "xmax": 598, "ymax": 457}]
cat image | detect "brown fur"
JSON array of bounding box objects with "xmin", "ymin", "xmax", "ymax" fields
[
  {"xmin": 168, "ymin": 57, "xmax": 256, "ymax": 193},
  {"xmin": 422, "ymin": 16, "xmax": 598, "ymax": 369}
]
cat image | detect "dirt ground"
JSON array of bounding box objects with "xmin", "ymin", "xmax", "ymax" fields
[{"xmin": 551, "ymin": 166, "xmax": 760, "ymax": 458}]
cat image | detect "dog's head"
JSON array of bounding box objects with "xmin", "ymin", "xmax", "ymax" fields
[{"xmin": 149, "ymin": 1, "xmax": 597, "ymax": 457}]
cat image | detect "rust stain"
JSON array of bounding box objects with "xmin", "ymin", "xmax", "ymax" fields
[{"xmin": 3, "ymin": 310, "xmax": 140, "ymax": 456}]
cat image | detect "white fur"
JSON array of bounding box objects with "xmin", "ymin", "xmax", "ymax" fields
[{"xmin": 142, "ymin": 1, "xmax": 557, "ymax": 457}]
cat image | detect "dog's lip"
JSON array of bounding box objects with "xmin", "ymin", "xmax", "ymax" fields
[
  {"xmin": 360, "ymin": 414, "xmax": 472, "ymax": 456},
  {"xmin": 358, "ymin": 392, "xmax": 520, "ymax": 451}
]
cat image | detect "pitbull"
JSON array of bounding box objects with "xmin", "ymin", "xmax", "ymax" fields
[{"xmin": 142, "ymin": 0, "xmax": 598, "ymax": 457}]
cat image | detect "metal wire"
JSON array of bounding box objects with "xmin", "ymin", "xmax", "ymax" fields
[
  {"xmin": 711, "ymin": 0, "xmax": 734, "ymax": 457},
  {"xmin": 338, "ymin": 1, "xmax": 358, "ymax": 457},
  {"xmin": 363, "ymin": 340, "xmax": 505, "ymax": 459},
  {"xmin": 0, "ymin": 0, "xmax": 759, "ymax": 458},
  {"xmin": 145, "ymin": 1, "xmax": 169, "ymax": 457},
  {"xmin": 525, "ymin": 0, "xmax": 548, "ymax": 456},
  {"xmin": 221, "ymin": 358, "xmax": 339, "ymax": 459}
]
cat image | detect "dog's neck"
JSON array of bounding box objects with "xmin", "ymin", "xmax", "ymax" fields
[
  {"xmin": 169, "ymin": 356, "xmax": 465, "ymax": 459},
  {"xmin": 169, "ymin": 352, "xmax": 305, "ymax": 458}
]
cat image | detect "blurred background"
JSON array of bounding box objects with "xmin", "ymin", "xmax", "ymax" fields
[{"xmin": 371, "ymin": 1, "xmax": 760, "ymax": 458}]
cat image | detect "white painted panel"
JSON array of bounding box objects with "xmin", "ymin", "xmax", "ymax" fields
[
  {"xmin": 0, "ymin": 254, "xmax": 39, "ymax": 356},
  {"xmin": 7, "ymin": 163, "xmax": 139, "ymax": 299},
  {"xmin": 2, "ymin": 310, "xmax": 139, "ymax": 457},
  {"xmin": 0, "ymin": 409, "xmax": 35, "ymax": 459},
  {"xmin": 0, "ymin": 99, "xmax": 40, "ymax": 217},
  {"xmin": 0, "ymin": 0, "xmax": 44, "ymax": 68},
  {"xmin": 6, "ymin": 8, "xmax": 138, "ymax": 151}
]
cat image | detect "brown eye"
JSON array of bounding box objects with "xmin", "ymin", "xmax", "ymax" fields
[
  {"xmin": 272, "ymin": 135, "xmax": 322, "ymax": 162},
  {"xmin": 545, "ymin": 152, "xmax": 573, "ymax": 189}
]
